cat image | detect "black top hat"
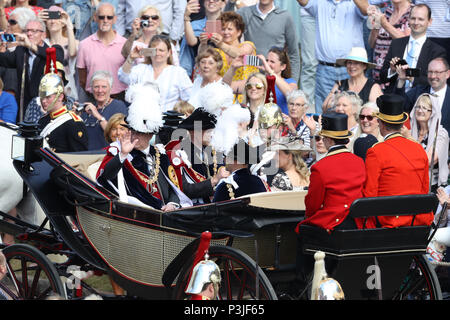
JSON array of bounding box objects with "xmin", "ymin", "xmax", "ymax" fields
[
  {"xmin": 178, "ymin": 108, "xmax": 217, "ymax": 130},
  {"xmin": 163, "ymin": 111, "xmax": 184, "ymax": 129},
  {"xmin": 318, "ymin": 112, "xmax": 353, "ymax": 139},
  {"xmin": 226, "ymin": 139, "xmax": 261, "ymax": 165},
  {"xmin": 375, "ymin": 94, "xmax": 409, "ymax": 124}
]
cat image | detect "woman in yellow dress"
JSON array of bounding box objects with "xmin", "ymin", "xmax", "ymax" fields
[{"xmin": 198, "ymin": 11, "xmax": 258, "ymax": 103}]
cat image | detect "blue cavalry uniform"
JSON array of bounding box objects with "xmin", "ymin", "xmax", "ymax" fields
[{"xmin": 38, "ymin": 105, "xmax": 88, "ymax": 153}]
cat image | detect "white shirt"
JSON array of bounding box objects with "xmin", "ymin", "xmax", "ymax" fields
[
  {"xmin": 118, "ymin": 63, "xmax": 193, "ymax": 112},
  {"xmin": 431, "ymin": 84, "xmax": 448, "ymax": 112},
  {"xmin": 255, "ymin": 1, "xmax": 276, "ymax": 19},
  {"xmin": 403, "ymin": 34, "xmax": 427, "ymax": 69},
  {"xmin": 388, "ymin": 34, "xmax": 427, "ymax": 81}
]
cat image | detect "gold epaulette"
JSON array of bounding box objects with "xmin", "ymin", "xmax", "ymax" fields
[
  {"xmin": 370, "ymin": 141, "xmax": 382, "ymax": 148},
  {"xmin": 69, "ymin": 111, "xmax": 83, "ymax": 122}
]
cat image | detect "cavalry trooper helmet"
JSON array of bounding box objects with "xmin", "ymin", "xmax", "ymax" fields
[
  {"xmin": 185, "ymin": 254, "xmax": 221, "ymax": 297},
  {"xmin": 38, "ymin": 72, "xmax": 64, "ymax": 102},
  {"xmin": 258, "ymin": 101, "xmax": 283, "ymax": 129}
]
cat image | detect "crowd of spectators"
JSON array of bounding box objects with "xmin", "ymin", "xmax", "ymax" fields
[{"xmin": 0, "ymin": 0, "xmax": 449, "ymax": 204}]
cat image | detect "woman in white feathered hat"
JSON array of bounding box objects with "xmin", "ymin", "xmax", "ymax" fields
[{"xmin": 96, "ymin": 82, "xmax": 186, "ymax": 212}]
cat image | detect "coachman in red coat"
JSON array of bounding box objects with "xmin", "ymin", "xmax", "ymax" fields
[
  {"xmin": 295, "ymin": 112, "xmax": 366, "ymax": 234},
  {"xmin": 295, "ymin": 112, "xmax": 366, "ymax": 282},
  {"xmin": 363, "ymin": 94, "xmax": 433, "ymax": 228}
]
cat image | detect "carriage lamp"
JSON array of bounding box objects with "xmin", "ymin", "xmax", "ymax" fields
[{"xmin": 11, "ymin": 122, "xmax": 43, "ymax": 164}]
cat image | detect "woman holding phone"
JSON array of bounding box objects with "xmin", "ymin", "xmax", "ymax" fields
[
  {"xmin": 119, "ymin": 35, "xmax": 192, "ymax": 112},
  {"xmin": 121, "ymin": 5, "xmax": 179, "ymax": 66},
  {"xmin": 38, "ymin": 5, "xmax": 79, "ymax": 100},
  {"xmin": 257, "ymin": 46, "xmax": 298, "ymax": 115},
  {"xmin": 199, "ymin": 11, "xmax": 257, "ymax": 103}
]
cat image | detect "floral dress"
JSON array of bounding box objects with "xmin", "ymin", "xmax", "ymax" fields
[
  {"xmin": 372, "ymin": 5, "xmax": 411, "ymax": 88},
  {"xmin": 216, "ymin": 41, "xmax": 259, "ymax": 104}
]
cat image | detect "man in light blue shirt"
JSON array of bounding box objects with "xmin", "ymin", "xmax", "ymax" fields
[{"xmin": 297, "ymin": 0, "xmax": 369, "ymax": 114}]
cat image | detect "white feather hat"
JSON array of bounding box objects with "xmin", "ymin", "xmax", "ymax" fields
[
  {"xmin": 198, "ymin": 81, "xmax": 234, "ymax": 117},
  {"xmin": 210, "ymin": 104, "xmax": 251, "ymax": 154},
  {"xmin": 124, "ymin": 82, "xmax": 164, "ymax": 133}
]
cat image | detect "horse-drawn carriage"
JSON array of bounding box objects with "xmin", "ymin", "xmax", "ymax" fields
[{"xmin": 0, "ymin": 122, "xmax": 444, "ymax": 300}]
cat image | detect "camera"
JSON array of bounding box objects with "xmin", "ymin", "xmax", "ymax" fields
[
  {"xmin": 1, "ymin": 33, "xmax": 16, "ymax": 43},
  {"xmin": 405, "ymin": 68, "xmax": 421, "ymax": 77},
  {"xmin": 75, "ymin": 103, "xmax": 86, "ymax": 112},
  {"xmin": 140, "ymin": 20, "xmax": 149, "ymax": 28}
]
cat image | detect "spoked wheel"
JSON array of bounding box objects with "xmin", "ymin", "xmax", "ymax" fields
[
  {"xmin": 173, "ymin": 245, "xmax": 278, "ymax": 300},
  {"xmin": 1, "ymin": 244, "xmax": 66, "ymax": 300},
  {"xmin": 392, "ymin": 255, "xmax": 442, "ymax": 300}
]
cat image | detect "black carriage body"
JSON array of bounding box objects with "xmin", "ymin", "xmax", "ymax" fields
[
  {"xmin": 13, "ymin": 147, "xmax": 303, "ymax": 299},
  {"xmin": 12, "ymin": 144, "xmax": 442, "ymax": 300}
]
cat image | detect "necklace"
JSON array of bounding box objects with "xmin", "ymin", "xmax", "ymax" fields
[{"xmin": 136, "ymin": 147, "xmax": 161, "ymax": 192}]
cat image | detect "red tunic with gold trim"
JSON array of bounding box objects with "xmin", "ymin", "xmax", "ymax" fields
[
  {"xmin": 295, "ymin": 145, "xmax": 366, "ymax": 234},
  {"xmin": 363, "ymin": 133, "xmax": 433, "ymax": 228}
]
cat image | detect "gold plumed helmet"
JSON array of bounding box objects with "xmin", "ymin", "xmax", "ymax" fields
[
  {"xmin": 258, "ymin": 74, "xmax": 283, "ymax": 129},
  {"xmin": 185, "ymin": 253, "xmax": 221, "ymax": 298},
  {"xmin": 38, "ymin": 47, "xmax": 64, "ymax": 103}
]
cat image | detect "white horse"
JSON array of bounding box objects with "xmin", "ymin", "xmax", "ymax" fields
[{"xmin": 0, "ymin": 123, "xmax": 46, "ymax": 244}]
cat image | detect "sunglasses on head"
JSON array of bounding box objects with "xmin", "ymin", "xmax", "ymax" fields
[
  {"xmin": 97, "ymin": 15, "xmax": 114, "ymax": 20},
  {"xmin": 245, "ymin": 83, "xmax": 264, "ymax": 90},
  {"xmin": 8, "ymin": 19, "xmax": 18, "ymax": 25},
  {"xmin": 141, "ymin": 14, "xmax": 159, "ymax": 21},
  {"xmin": 359, "ymin": 114, "xmax": 374, "ymax": 121}
]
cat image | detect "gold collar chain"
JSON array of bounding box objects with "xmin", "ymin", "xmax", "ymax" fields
[
  {"xmin": 227, "ymin": 183, "xmax": 235, "ymax": 199},
  {"xmin": 136, "ymin": 147, "xmax": 161, "ymax": 188}
]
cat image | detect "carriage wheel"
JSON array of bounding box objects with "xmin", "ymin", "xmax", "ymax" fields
[
  {"xmin": 392, "ymin": 255, "xmax": 442, "ymax": 300},
  {"xmin": 1, "ymin": 244, "xmax": 66, "ymax": 300},
  {"xmin": 173, "ymin": 245, "xmax": 278, "ymax": 300}
]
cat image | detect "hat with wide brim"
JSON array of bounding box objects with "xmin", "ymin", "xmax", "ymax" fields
[
  {"xmin": 268, "ymin": 136, "xmax": 312, "ymax": 152},
  {"xmin": 318, "ymin": 112, "xmax": 353, "ymax": 139},
  {"xmin": 336, "ymin": 47, "xmax": 377, "ymax": 69},
  {"xmin": 374, "ymin": 94, "xmax": 409, "ymax": 124},
  {"xmin": 178, "ymin": 108, "xmax": 217, "ymax": 130}
]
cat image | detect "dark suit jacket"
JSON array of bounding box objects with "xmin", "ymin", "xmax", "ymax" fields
[
  {"xmin": 97, "ymin": 147, "xmax": 180, "ymax": 209},
  {"xmin": 0, "ymin": 43, "xmax": 64, "ymax": 116},
  {"xmin": 380, "ymin": 37, "xmax": 446, "ymax": 92},
  {"xmin": 393, "ymin": 84, "xmax": 450, "ymax": 135}
]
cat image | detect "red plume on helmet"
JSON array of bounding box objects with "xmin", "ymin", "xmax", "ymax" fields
[
  {"xmin": 44, "ymin": 47, "xmax": 57, "ymax": 75},
  {"xmin": 265, "ymin": 74, "xmax": 277, "ymax": 104}
]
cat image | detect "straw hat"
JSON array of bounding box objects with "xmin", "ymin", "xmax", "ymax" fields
[
  {"xmin": 336, "ymin": 47, "xmax": 377, "ymax": 69},
  {"xmin": 268, "ymin": 136, "xmax": 312, "ymax": 152}
]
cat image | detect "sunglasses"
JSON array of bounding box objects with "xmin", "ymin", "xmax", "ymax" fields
[
  {"xmin": 8, "ymin": 19, "xmax": 17, "ymax": 25},
  {"xmin": 245, "ymin": 83, "xmax": 264, "ymax": 90},
  {"xmin": 97, "ymin": 15, "xmax": 114, "ymax": 20},
  {"xmin": 141, "ymin": 15, "xmax": 159, "ymax": 21},
  {"xmin": 359, "ymin": 114, "xmax": 374, "ymax": 121},
  {"xmin": 416, "ymin": 105, "xmax": 432, "ymax": 113},
  {"xmin": 314, "ymin": 135, "xmax": 323, "ymax": 142}
]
